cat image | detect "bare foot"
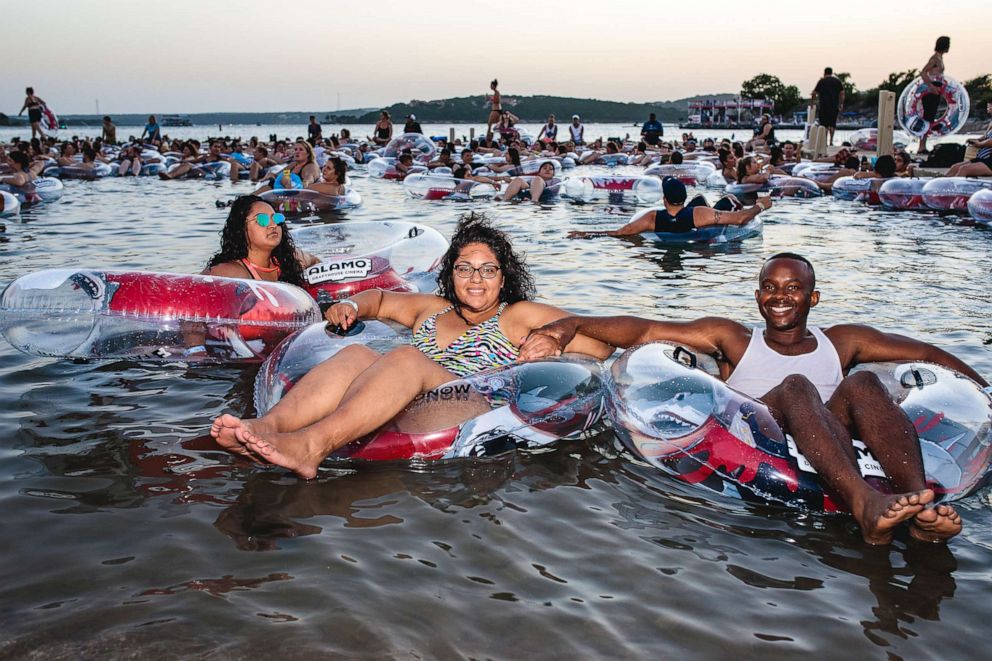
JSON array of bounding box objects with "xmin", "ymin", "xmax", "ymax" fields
[
  {"xmin": 209, "ymin": 414, "xmax": 272, "ymax": 463},
  {"xmin": 910, "ymin": 504, "xmax": 962, "ymax": 543},
  {"xmin": 235, "ymin": 425, "xmax": 324, "ymax": 480},
  {"xmin": 856, "ymin": 489, "xmax": 934, "ymax": 545}
]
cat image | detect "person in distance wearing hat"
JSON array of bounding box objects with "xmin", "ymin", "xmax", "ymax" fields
[{"xmin": 567, "ymin": 176, "xmax": 771, "ymax": 238}]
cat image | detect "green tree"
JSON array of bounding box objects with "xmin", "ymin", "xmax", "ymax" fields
[
  {"xmin": 877, "ymin": 69, "xmax": 918, "ymax": 94},
  {"xmin": 740, "ymin": 74, "xmax": 803, "ymax": 114},
  {"xmin": 963, "ymin": 74, "xmax": 991, "ymax": 115}
]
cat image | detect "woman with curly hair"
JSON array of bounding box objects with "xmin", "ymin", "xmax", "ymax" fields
[
  {"xmin": 210, "ymin": 212, "xmax": 611, "ymax": 478},
  {"xmin": 204, "ymin": 194, "xmax": 318, "ymax": 285}
]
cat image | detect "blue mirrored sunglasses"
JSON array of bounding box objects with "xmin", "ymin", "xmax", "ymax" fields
[{"xmin": 253, "ymin": 212, "xmax": 285, "ymax": 227}]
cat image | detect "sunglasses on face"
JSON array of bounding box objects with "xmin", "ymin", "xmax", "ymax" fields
[{"xmin": 252, "ymin": 213, "xmax": 285, "ymax": 227}]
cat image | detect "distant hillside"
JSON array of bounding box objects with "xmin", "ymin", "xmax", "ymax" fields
[
  {"xmin": 346, "ymin": 95, "xmax": 700, "ymax": 124},
  {"xmin": 8, "ymin": 95, "xmax": 743, "ymax": 129}
]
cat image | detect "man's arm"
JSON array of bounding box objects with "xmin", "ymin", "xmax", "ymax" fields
[
  {"xmin": 567, "ymin": 209, "xmax": 657, "ymax": 238},
  {"xmin": 518, "ymin": 314, "xmax": 743, "ymax": 362},
  {"xmin": 692, "ymin": 197, "xmax": 771, "ymax": 227},
  {"xmin": 830, "ymin": 324, "xmax": 988, "ymax": 386}
]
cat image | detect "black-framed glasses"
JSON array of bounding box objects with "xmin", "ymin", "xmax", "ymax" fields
[{"xmin": 453, "ymin": 264, "xmax": 500, "ymax": 279}]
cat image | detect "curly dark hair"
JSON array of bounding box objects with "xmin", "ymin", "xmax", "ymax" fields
[
  {"xmin": 206, "ymin": 194, "xmax": 307, "ymax": 287},
  {"xmin": 436, "ymin": 212, "xmax": 535, "ymax": 321},
  {"xmin": 325, "ymin": 157, "xmax": 347, "ymax": 184}
]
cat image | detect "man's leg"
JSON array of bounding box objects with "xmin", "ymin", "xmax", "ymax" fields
[
  {"xmin": 825, "ymin": 371, "xmax": 961, "ymax": 542},
  {"xmin": 762, "ymin": 374, "xmax": 931, "ymax": 544}
]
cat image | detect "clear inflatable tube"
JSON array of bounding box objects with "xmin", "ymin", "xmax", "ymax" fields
[
  {"xmin": 878, "ymin": 178, "xmax": 930, "ymax": 211},
  {"xmin": 922, "ymin": 177, "xmax": 992, "ymax": 212},
  {"xmin": 367, "ymin": 158, "xmax": 428, "ymax": 180},
  {"xmin": 898, "ymin": 75, "xmax": 970, "ymax": 138},
  {"xmin": 0, "ymin": 177, "xmax": 64, "ymax": 205},
  {"xmin": 255, "ymin": 321, "xmax": 606, "ymax": 461},
  {"xmin": 260, "ymin": 187, "xmax": 363, "ymax": 215},
  {"xmin": 403, "ymin": 174, "xmax": 499, "ymax": 201},
  {"xmin": 290, "ymin": 221, "xmax": 447, "ymax": 303},
  {"xmin": 608, "ymin": 342, "xmax": 992, "ymax": 511},
  {"xmin": 848, "ymin": 128, "xmax": 913, "ymax": 151},
  {"xmin": 0, "ymin": 191, "xmax": 20, "ymax": 217},
  {"xmin": 0, "ymin": 269, "xmax": 321, "ymax": 362},
  {"xmin": 831, "ymin": 176, "xmax": 884, "ymax": 203},
  {"xmin": 57, "ymin": 162, "xmax": 113, "ymax": 180},
  {"xmin": 644, "ymin": 162, "xmax": 716, "ymax": 185},
  {"xmin": 968, "ymin": 188, "xmax": 992, "ymax": 225},
  {"xmin": 383, "ymin": 133, "xmax": 437, "ymax": 160},
  {"xmin": 561, "ymin": 176, "xmax": 662, "ymax": 205}
]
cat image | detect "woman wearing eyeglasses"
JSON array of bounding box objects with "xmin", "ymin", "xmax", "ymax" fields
[
  {"xmin": 204, "ymin": 195, "xmax": 318, "ymax": 284},
  {"xmin": 210, "ymin": 212, "xmax": 611, "ymax": 478}
]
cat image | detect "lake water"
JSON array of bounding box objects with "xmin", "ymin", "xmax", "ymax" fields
[{"xmin": 1, "ymin": 124, "xmax": 990, "ymax": 659}]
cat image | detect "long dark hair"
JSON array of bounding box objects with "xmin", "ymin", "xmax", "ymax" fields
[
  {"xmin": 206, "ymin": 195, "xmax": 306, "ymax": 287},
  {"xmin": 436, "ymin": 212, "xmax": 535, "ymax": 321},
  {"xmin": 736, "ymin": 156, "xmax": 754, "ymax": 183},
  {"xmin": 326, "ymin": 157, "xmax": 347, "ymax": 184}
]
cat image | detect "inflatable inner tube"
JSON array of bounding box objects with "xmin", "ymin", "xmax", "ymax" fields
[
  {"xmin": 255, "ymin": 320, "xmax": 606, "ymax": 461},
  {"xmin": 607, "ymin": 342, "xmax": 992, "ymax": 511},
  {"xmin": 645, "ymin": 162, "xmax": 715, "ymax": 186},
  {"xmin": 367, "ymin": 158, "xmax": 428, "ymax": 180},
  {"xmin": 898, "ymin": 75, "xmax": 970, "ymax": 138},
  {"xmin": 260, "ymin": 187, "xmax": 362, "ymax": 216},
  {"xmin": 58, "ymin": 162, "xmax": 113, "ymax": 180},
  {"xmin": 561, "ymin": 176, "xmax": 662, "ymax": 205},
  {"xmin": 290, "ymin": 221, "xmax": 447, "ymax": 303},
  {"xmin": 383, "ymin": 133, "xmax": 437, "ymax": 160},
  {"xmin": 878, "ymin": 178, "xmax": 930, "ymax": 211},
  {"xmin": 922, "ymin": 177, "xmax": 992, "ymax": 213},
  {"xmin": 968, "ymin": 188, "xmax": 992, "ymax": 225},
  {"xmin": 831, "ymin": 176, "xmax": 886, "ymax": 204},
  {"xmin": 403, "ymin": 174, "xmax": 499, "ymax": 201},
  {"xmin": 0, "ymin": 191, "xmax": 20, "ymax": 217},
  {"xmin": 0, "ymin": 269, "xmax": 320, "ymax": 362}
]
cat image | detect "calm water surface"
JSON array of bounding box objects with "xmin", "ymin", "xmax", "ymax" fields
[{"xmin": 1, "ymin": 124, "xmax": 990, "ymax": 659}]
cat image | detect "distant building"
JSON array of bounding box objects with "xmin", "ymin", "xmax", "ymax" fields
[{"xmin": 161, "ymin": 114, "xmax": 194, "ymax": 127}]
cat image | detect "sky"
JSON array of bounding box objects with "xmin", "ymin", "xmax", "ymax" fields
[{"xmin": 3, "ymin": 0, "xmax": 988, "ymax": 115}]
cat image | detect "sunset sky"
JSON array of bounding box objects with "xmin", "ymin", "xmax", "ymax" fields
[{"xmin": 4, "ymin": 0, "xmax": 987, "ymax": 115}]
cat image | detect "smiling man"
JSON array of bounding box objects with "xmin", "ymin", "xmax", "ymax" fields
[{"xmin": 520, "ymin": 253, "xmax": 988, "ymax": 545}]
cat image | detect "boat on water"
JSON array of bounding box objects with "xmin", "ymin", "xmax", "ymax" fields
[{"xmin": 161, "ymin": 114, "xmax": 194, "ymax": 127}]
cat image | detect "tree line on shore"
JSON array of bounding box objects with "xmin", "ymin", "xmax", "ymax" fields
[{"xmin": 740, "ymin": 71, "xmax": 991, "ymax": 118}]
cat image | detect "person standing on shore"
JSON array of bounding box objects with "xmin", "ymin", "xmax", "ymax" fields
[
  {"xmin": 18, "ymin": 87, "xmax": 47, "ymax": 142},
  {"xmin": 812, "ymin": 67, "xmax": 844, "ymax": 146},
  {"xmin": 917, "ymin": 36, "xmax": 950, "ymax": 154}
]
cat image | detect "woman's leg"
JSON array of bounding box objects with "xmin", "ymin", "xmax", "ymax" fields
[
  {"xmin": 212, "ymin": 344, "xmax": 381, "ymax": 447},
  {"xmin": 500, "ymin": 177, "xmax": 528, "ymax": 201},
  {"xmin": 528, "ymin": 176, "xmax": 546, "ymax": 202},
  {"xmin": 131, "ymin": 159, "xmax": 142, "ymax": 176},
  {"xmin": 956, "ymin": 162, "xmax": 992, "ymax": 177},
  {"xmin": 235, "ymin": 346, "xmax": 458, "ymax": 478}
]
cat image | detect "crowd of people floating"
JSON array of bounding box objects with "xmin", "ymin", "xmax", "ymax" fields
[{"xmin": 3, "ymin": 38, "xmax": 991, "ymax": 548}]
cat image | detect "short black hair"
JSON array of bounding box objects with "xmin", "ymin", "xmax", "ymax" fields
[
  {"xmin": 824, "ymin": 67, "xmax": 833, "ymax": 75},
  {"xmin": 935, "ymin": 36, "xmax": 950, "ymax": 52},
  {"xmin": 764, "ymin": 252, "xmax": 816, "ymax": 290},
  {"xmin": 874, "ymin": 154, "xmax": 896, "ymax": 178}
]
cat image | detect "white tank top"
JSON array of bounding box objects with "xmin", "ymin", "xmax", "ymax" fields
[
  {"xmin": 569, "ymin": 124, "xmax": 583, "ymax": 141},
  {"xmin": 725, "ymin": 326, "xmax": 844, "ymax": 401}
]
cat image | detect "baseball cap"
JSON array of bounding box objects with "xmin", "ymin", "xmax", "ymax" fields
[
  {"xmin": 407, "ymin": 114, "xmax": 416, "ymax": 120},
  {"xmin": 572, "ymin": 114, "xmax": 579, "ymax": 120},
  {"xmin": 662, "ymin": 176, "xmax": 687, "ymax": 204}
]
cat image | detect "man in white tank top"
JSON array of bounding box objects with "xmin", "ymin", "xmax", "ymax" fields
[{"xmin": 521, "ymin": 253, "xmax": 988, "ymax": 546}]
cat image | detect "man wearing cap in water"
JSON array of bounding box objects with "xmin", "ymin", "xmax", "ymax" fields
[
  {"xmin": 520, "ymin": 253, "xmax": 984, "ymax": 545},
  {"xmin": 404, "ymin": 114, "xmax": 422, "ymax": 134},
  {"xmin": 566, "ymin": 176, "xmax": 770, "ymax": 238},
  {"xmin": 568, "ymin": 115, "xmax": 584, "ymax": 146}
]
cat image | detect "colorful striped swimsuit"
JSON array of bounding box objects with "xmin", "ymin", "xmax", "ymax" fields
[{"xmin": 411, "ymin": 303, "xmax": 519, "ymax": 377}]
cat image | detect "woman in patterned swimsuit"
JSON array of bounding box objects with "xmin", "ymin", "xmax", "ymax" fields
[{"xmin": 211, "ymin": 212, "xmax": 611, "ymax": 478}]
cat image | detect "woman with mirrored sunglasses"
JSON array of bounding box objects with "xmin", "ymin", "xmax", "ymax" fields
[
  {"xmin": 204, "ymin": 195, "xmax": 318, "ymax": 284},
  {"xmin": 210, "ymin": 212, "xmax": 612, "ymax": 479}
]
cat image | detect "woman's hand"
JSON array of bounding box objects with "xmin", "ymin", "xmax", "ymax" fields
[{"xmin": 325, "ymin": 300, "xmax": 359, "ymax": 330}]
